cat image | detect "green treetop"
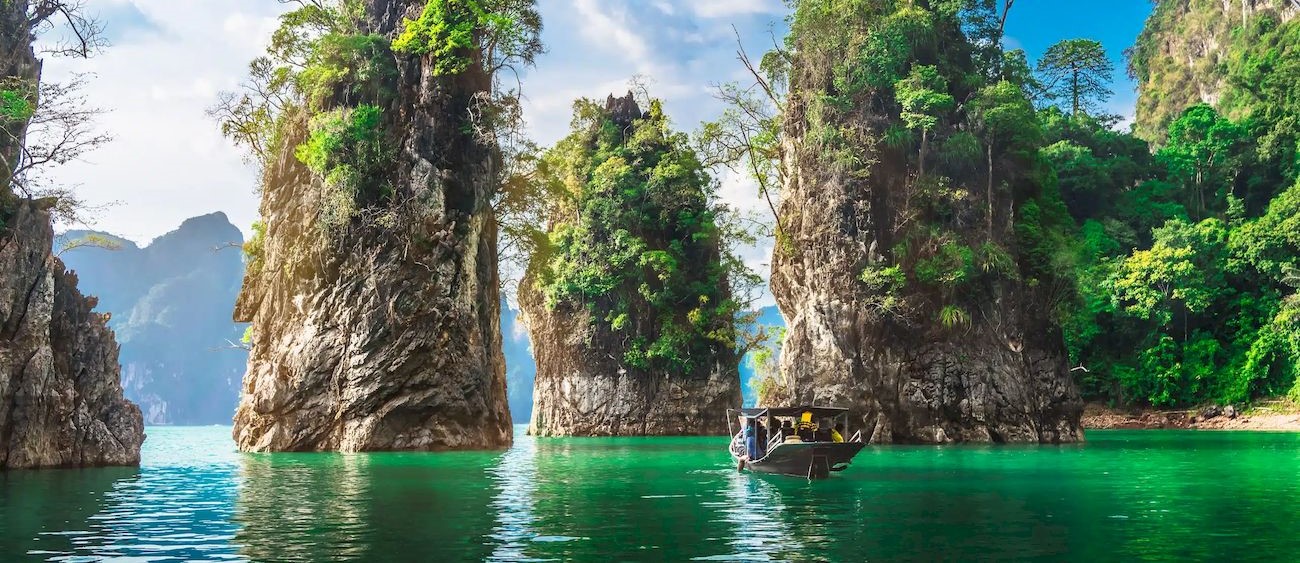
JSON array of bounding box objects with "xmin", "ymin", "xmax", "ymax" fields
[
  {"xmin": 530, "ymin": 95, "xmax": 750, "ymax": 372},
  {"xmin": 895, "ymin": 65, "xmax": 955, "ymax": 177},
  {"xmin": 1036, "ymin": 39, "xmax": 1114, "ymax": 116}
]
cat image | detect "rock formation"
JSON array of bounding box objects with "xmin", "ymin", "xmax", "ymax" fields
[
  {"xmin": 0, "ymin": 201, "xmax": 145, "ymax": 468},
  {"xmin": 767, "ymin": 3, "xmax": 1082, "ymax": 444},
  {"xmin": 522, "ymin": 94, "xmax": 742, "ymax": 437},
  {"xmin": 1131, "ymin": 0, "xmax": 1297, "ymax": 142},
  {"xmin": 231, "ymin": 1, "xmax": 530, "ymax": 451},
  {"xmin": 0, "ymin": 0, "xmax": 143, "ymax": 468},
  {"xmin": 58, "ymin": 213, "xmax": 247, "ymax": 425}
]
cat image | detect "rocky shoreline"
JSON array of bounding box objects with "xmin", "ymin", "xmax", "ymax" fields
[{"xmin": 1083, "ymin": 403, "xmax": 1300, "ymax": 431}]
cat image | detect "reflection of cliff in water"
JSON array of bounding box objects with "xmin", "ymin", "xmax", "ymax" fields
[
  {"xmin": 233, "ymin": 451, "xmax": 504, "ymax": 561},
  {"xmin": 0, "ymin": 466, "xmax": 137, "ymax": 557},
  {"xmin": 520, "ymin": 437, "xmax": 735, "ymax": 560}
]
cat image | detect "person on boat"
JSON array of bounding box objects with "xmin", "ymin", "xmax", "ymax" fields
[
  {"xmin": 815, "ymin": 421, "xmax": 832, "ymax": 442},
  {"xmin": 743, "ymin": 418, "xmax": 757, "ymax": 459},
  {"xmin": 754, "ymin": 420, "xmax": 768, "ymax": 457},
  {"xmin": 831, "ymin": 424, "xmax": 845, "ymax": 443},
  {"xmin": 797, "ymin": 411, "xmax": 816, "ymax": 442},
  {"xmin": 779, "ymin": 419, "xmax": 796, "ymax": 442}
]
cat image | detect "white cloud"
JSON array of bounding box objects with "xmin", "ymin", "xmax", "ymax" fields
[
  {"xmin": 571, "ymin": 0, "xmax": 651, "ymax": 64},
  {"xmin": 688, "ymin": 0, "xmax": 783, "ymax": 18},
  {"xmin": 38, "ymin": 1, "xmax": 286, "ymax": 243},
  {"xmin": 37, "ymin": 0, "xmax": 788, "ymax": 304}
]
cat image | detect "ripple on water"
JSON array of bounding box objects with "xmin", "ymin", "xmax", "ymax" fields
[{"xmin": 3, "ymin": 428, "xmax": 1300, "ymax": 561}]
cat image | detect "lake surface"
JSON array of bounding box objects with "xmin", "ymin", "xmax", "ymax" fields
[{"xmin": 3, "ymin": 427, "xmax": 1300, "ymax": 561}]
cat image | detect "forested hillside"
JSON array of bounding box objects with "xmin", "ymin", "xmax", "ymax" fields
[
  {"xmin": 1059, "ymin": 0, "xmax": 1300, "ymax": 408},
  {"xmin": 700, "ymin": 0, "xmax": 1300, "ymax": 416}
]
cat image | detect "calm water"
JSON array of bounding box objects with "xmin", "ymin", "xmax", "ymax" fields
[{"xmin": 3, "ymin": 427, "xmax": 1300, "ymax": 561}]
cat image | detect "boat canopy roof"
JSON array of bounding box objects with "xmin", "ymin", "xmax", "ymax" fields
[{"xmin": 738, "ymin": 406, "xmax": 848, "ymax": 418}]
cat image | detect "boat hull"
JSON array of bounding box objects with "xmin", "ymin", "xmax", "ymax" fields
[{"xmin": 736, "ymin": 442, "xmax": 866, "ymax": 478}]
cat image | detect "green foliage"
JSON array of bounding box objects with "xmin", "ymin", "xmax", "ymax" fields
[
  {"xmin": 939, "ymin": 304, "xmax": 971, "ymax": 330},
  {"xmin": 533, "ymin": 98, "xmax": 741, "ymax": 373},
  {"xmin": 749, "ymin": 327, "xmax": 788, "ymax": 406},
  {"xmin": 915, "ymin": 241, "xmax": 976, "ymax": 289},
  {"xmin": 295, "ymin": 104, "xmax": 395, "ymax": 231},
  {"xmin": 244, "ymin": 221, "xmax": 267, "ymax": 274},
  {"xmin": 1035, "ymin": 38, "xmax": 1113, "ymax": 116},
  {"xmin": 974, "ymin": 80, "xmax": 1041, "ymax": 151},
  {"xmin": 859, "ymin": 263, "xmax": 907, "ymax": 316},
  {"xmin": 393, "ymin": 0, "xmax": 479, "ymax": 74},
  {"xmin": 393, "ymin": 0, "xmax": 543, "ymax": 77},
  {"xmin": 1109, "ymin": 218, "xmax": 1225, "ymax": 324},
  {"xmin": 215, "ymin": 0, "xmax": 542, "ymax": 242},
  {"xmin": 1049, "ymin": 43, "xmax": 1300, "ymax": 407},
  {"xmin": 297, "ymin": 33, "xmax": 397, "ymax": 110},
  {"xmin": 0, "ymin": 87, "xmax": 35, "ymax": 123},
  {"xmin": 859, "ymin": 264, "xmax": 905, "ymax": 292},
  {"xmin": 1156, "ymin": 104, "xmax": 1250, "ymax": 220},
  {"xmin": 895, "ymin": 65, "xmax": 954, "ymax": 136}
]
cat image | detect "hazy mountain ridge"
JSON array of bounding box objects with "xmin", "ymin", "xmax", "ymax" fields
[{"xmin": 58, "ymin": 212, "xmax": 247, "ymax": 425}]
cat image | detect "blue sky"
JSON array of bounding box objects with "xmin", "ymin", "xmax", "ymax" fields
[
  {"xmin": 40, "ymin": 0, "xmax": 1158, "ymax": 301},
  {"xmin": 1004, "ymin": 0, "xmax": 1155, "ymax": 122}
]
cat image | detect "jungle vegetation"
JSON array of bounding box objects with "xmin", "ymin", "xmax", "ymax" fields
[
  {"xmin": 212, "ymin": 0, "xmax": 542, "ymax": 274},
  {"xmin": 709, "ymin": 0, "xmax": 1300, "ymax": 409},
  {"xmin": 527, "ymin": 95, "xmax": 762, "ymax": 372}
]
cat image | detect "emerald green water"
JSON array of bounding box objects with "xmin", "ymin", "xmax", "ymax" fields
[{"xmin": 3, "ymin": 427, "xmax": 1300, "ymax": 561}]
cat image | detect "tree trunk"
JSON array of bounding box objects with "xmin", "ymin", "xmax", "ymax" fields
[
  {"xmin": 919, "ymin": 130, "xmax": 928, "ymax": 178},
  {"xmin": 1072, "ymin": 68, "xmax": 1081, "ymax": 116},
  {"xmin": 987, "ymin": 143, "xmax": 994, "ymax": 238}
]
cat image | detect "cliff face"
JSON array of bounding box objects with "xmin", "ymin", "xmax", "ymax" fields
[
  {"xmin": 0, "ymin": 202, "xmax": 145, "ymax": 468},
  {"xmin": 232, "ymin": 1, "xmax": 512, "ymax": 452},
  {"xmin": 522, "ymin": 94, "xmax": 741, "ymax": 437},
  {"xmin": 0, "ymin": 0, "xmax": 143, "ymax": 468},
  {"xmin": 1131, "ymin": 0, "xmax": 1298, "ymax": 142},
  {"xmin": 767, "ymin": 3, "xmax": 1082, "ymax": 444},
  {"xmin": 58, "ymin": 213, "xmax": 247, "ymax": 425}
]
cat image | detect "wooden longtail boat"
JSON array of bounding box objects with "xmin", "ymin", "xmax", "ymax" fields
[{"xmin": 728, "ymin": 406, "xmax": 867, "ymax": 479}]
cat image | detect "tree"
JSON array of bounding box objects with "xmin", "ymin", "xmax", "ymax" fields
[
  {"xmin": 961, "ymin": 0, "xmax": 1017, "ymax": 78},
  {"xmin": 1036, "ymin": 39, "xmax": 1114, "ymax": 116},
  {"xmin": 972, "ymin": 80, "xmax": 1039, "ymax": 236},
  {"xmin": 1157, "ymin": 104, "xmax": 1249, "ymax": 220},
  {"xmin": 895, "ymin": 65, "xmax": 954, "ymax": 177},
  {"xmin": 1, "ymin": 0, "xmax": 111, "ymax": 224},
  {"xmin": 695, "ymin": 29, "xmax": 789, "ymax": 237}
]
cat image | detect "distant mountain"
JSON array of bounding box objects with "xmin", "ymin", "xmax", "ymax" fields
[
  {"xmin": 57, "ymin": 212, "xmax": 247, "ymax": 425},
  {"xmin": 501, "ymin": 302, "xmax": 535, "ymax": 424},
  {"xmin": 56, "ymin": 210, "xmax": 780, "ymax": 426}
]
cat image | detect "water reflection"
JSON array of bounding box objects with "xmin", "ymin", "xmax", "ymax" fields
[
  {"xmin": 518, "ymin": 436, "xmax": 738, "ymax": 561},
  {"xmin": 233, "ymin": 448, "xmax": 507, "ymax": 561},
  {"xmin": 709, "ymin": 472, "xmax": 805, "ymax": 560},
  {"xmin": 6, "ymin": 428, "xmax": 1300, "ymax": 561},
  {"xmin": 486, "ymin": 434, "xmax": 539, "ymax": 561},
  {"xmin": 234, "ymin": 453, "xmax": 372, "ymax": 561},
  {"xmin": 1, "ymin": 427, "xmax": 243, "ymax": 561},
  {"xmin": 0, "ymin": 466, "xmax": 136, "ymax": 560}
]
